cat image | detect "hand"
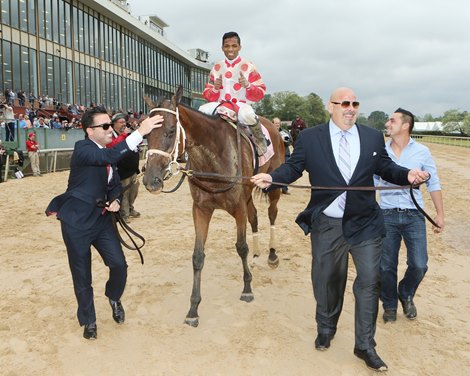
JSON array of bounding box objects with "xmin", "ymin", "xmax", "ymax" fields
[
  {"xmin": 106, "ymin": 200, "xmax": 121, "ymax": 212},
  {"xmin": 251, "ymin": 173, "xmax": 272, "ymax": 189},
  {"xmin": 214, "ymin": 76, "xmax": 223, "ymax": 90},
  {"xmin": 238, "ymin": 72, "xmax": 250, "ymax": 88},
  {"xmin": 137, "ymin": 115, "xmax": 164, "ymax": 137},
  {"xmin": 432, "ymin": 214, "xmax": 445, "ymax": 233},
  {"xmin": 407, "ymin": 169, "xmax": 429, "ymax": 185}
]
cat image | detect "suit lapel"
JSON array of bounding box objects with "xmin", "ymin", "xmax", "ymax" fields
[
  {"xmin": 349, "ymin": 124, "xmax": 366, "ymax": 183},
  {"xmin": 320, "ymin": 124, "xmax": 347, "ymax": 183}
]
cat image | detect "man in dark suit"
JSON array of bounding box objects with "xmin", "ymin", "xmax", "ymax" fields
[
  {"xmin": 252, "ymin": 87, "xmax": 429, "ymax": 372},
  {"xmin": 46, "ymin": 107, "xmax": 163, "ymax": 340}
]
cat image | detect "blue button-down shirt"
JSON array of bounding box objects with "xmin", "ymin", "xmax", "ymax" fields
[{"xmin": 376, "ymin": 138, "xmax": 441, "ymax": 209}]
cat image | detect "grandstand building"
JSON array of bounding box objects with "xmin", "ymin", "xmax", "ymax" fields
[{"xmin": 0, "ymin": 0, "xmax": 211, "ymax": 111}]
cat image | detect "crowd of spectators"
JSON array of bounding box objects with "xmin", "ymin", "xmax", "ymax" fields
[{"xmin": 1, "ymin": 88, "xmax": 144, "ymax": 134}]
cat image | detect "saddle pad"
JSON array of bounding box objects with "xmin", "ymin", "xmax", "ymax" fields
[{"xmin": 225, "ymin": 120, "xmax": 274, "ymax": 168}]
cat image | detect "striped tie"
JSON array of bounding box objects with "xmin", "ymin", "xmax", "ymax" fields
[{"xmin": 338, "ymin": 131, "xmax": 350, "ymax": 211}]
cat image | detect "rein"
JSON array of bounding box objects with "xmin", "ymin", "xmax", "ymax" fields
[
  {"xmin": 96, "ymin": 176, "xmax": 146, "ymax": 264},
  {"xmin": 112, "ymin": 212, "xmax": 145, "ymax": 264},
  {"xmin": 173, "ymin": 167, "xmax": 440, "ymax": 228}
]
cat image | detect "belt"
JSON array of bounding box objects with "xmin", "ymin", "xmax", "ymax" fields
[{"xmin": 386, "ymin": 208, "xmax": 418, "ymax": 212}]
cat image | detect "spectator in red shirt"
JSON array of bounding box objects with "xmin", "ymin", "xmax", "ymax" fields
[{"xmin": 26, "ymin": 132, "xmax": 41, "ymax": 176}]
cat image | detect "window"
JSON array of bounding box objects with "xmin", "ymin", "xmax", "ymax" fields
[{"xmin": 2, "ymin": 40, "xmax": 12, "ymax": 90}]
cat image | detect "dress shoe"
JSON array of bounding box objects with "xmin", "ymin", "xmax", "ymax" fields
[
  {"xmin": 398, "ymin": 295, "xmax": 417, "ymax": 319},
  {"xmin": 281, "ymin": 190, "xmax": 290, "ymax": 195},
  {"xmin": 315, "ymin": 333, "xmax": 334, "ymax": 351},
  {"xmin": 129, "ymin": 210, "xmax": 141, "ymax": 218},
  {"xmin": 354, "ymin": 348, "xmax": 388, "ymax": 372},
  {"xmin": 383, "ymin": 309, "xmax": 397, "ymax": 323},
  {"xmin": 83, "ymin": 322, "xmax": 97, "ymax": 340},
  {"xmin": 109, "ymin": 299, "xmax": 125, "ymax": 324}
]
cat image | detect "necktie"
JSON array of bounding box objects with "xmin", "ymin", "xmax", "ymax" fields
[{"xmin": 338, "ymin": 131, "xmax": 351, "ymax": 211}]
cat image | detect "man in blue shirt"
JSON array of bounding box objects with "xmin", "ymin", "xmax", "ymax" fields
[{"xmin": 376, "ymin": 108, "xmax": 444, "ymax": 323}]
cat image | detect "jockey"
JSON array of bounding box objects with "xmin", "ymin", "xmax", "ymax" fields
[{"xmin": 199, "ymin": 31, "xmax": 268, "ymax": 154}]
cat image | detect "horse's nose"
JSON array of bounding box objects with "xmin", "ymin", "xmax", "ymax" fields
[
  {"xmin": 143, "ymin": 174, "xmax": 164, "ymax": 193},
  {"xmin": 154, "ymin": 176, "xmax": 164, "ymax": 187}
]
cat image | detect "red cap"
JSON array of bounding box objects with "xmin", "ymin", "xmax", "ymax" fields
[{"xmin": 29, "ymin": 132, "xmax": 36, "ymax": 138}]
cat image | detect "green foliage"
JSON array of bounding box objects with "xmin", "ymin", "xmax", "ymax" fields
[
  {"xmin": 367, "ymin": 111, "xmax": 389, "ymax": 130},
  {"xmin": 254, "ymin": 93, "xmax": 470, "ymax": 132},
  {"xmin": 254, "ymin": 91, "xmax": 327, "ymax": 127},
  {"xmin": 357, "ymin": 113, "xmax": 368, "ymax": 125},
  {"xmin": 442, "ymin": 109, "xmax": 469, "ymax": 135},
  {"xmin": 253, "ymin": 94, "xmax": 275, "ymax": 119}
]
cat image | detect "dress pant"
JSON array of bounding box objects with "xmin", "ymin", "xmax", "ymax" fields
[
  {"xmin": 120, "ymin": 173, "xmax": 139, "ymax": 218},
  {"xmin": 61, "ymin": 213, "xmax": 127, "ymax": 326},
  {"xmin": 310, "ymin": 214, "xmax": 382, "ymax": 350},
  {"xmin": 5, "ymin": 122, "xmax": 15, "ymax": 141}
]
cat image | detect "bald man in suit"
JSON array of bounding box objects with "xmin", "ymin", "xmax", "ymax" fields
[{"xmin": 252, "ymin": 87, "xmax": 429, "ymax": 372}]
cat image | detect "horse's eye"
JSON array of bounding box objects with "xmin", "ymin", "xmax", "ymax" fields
[{"xmin": 164, "ymin": 129, "xmax": 175, "ymax": 138}]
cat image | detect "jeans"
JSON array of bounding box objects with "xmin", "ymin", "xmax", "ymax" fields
[{"xmin": 380, "ymin": 209, "xmax": 428, "ymax": 310}]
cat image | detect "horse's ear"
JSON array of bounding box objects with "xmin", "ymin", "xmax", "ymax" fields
[
  {"xmin": 143, "ymin": 95, "xmax": 155, "ymax": 109},
  {"xmin": 172, "ymin": 85, "xmax": 184, "ymax": 106}
]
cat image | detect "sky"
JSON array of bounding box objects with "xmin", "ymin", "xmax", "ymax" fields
[{"xmin": 129, "ymin": 0, "xmax": 470, "ymax": 118}]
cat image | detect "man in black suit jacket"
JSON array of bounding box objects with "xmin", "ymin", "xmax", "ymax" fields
[
  {"xmin": 46, "ymin": 107, "xmax": 163, "ymax": 340},
  {"xmin": 252, "ymin": 87, "xmax": 429, "ymax": 372}
]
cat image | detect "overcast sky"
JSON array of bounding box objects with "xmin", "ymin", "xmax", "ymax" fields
[{"xmin": 130, "ymin": 0, "xmax": 469, "ymax": 117}]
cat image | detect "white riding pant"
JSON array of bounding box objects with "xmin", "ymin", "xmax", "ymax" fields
[{"xmin": 198, "ymin": 102, "xmax": 257, "ymax": 125}]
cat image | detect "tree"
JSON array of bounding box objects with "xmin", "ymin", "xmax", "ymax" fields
[
  {"xmin": 300, "ymin": 93, "xmax": 328, "ymax": 126},
  {"xmin": 442, "ymin": 109, "xmax": 468, "ymax": 135},
  {"xmin": 271, "ymin": 91, "xmax": 304, "ymax": 121},
  {"xmin": 253, "ymin": 94, "xmax": 274, "ymax": 119},
  {"xmin": 463, "ymin": 114, "xmax": 470, "ymax": 135},
  {"xmin": 422, "ymin": 113, "xmax": 437, "ymax": 122},
  {"xmin": 357, "ymin": 113, "xmax": 368, "ymax": 125},
  {"xmin": 367, "ymin": 111, "xmax": 389, "ymax": 130}
]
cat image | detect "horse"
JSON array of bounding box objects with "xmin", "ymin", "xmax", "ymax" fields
[
  {"xmin": 290, "ymin": 127, "xmax": 301, "ymax": 145},
  {"xmin": 142, "ymin": 86, "xmax": 285, "ymax": 327}
]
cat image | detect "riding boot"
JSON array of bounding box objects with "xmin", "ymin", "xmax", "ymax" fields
[{"xmin": 249, "ymin": 119, "xmax": 268, "ymax": 155}]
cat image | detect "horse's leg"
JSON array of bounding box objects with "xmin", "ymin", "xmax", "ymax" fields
[
  {"xmin": 267, "ymin": 189, "xmax": 281, "ymax": 268},
  {"xmin": 246, "ymin": 195, "xmax": 260, "ymax": 258},
  {"xmin": 234, "ymin": 209, "xmax": 254, "ymax": 302},
  {"xmin": 185, "ymin": 203, "xmax": 214, "ymax": 327}
]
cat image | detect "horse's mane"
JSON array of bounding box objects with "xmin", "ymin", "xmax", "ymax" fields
[
  {"xmin": 178, "ymin": 102, "xmax": 221, "ymax": 121},
  {"xmin": 151, "ymin": 95, "xmax": 223, "ymax": 121}
]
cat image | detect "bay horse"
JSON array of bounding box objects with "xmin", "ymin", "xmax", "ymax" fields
[{"xmin": 143, "ymin": 86, "xmax": 285, "ymax": 327}]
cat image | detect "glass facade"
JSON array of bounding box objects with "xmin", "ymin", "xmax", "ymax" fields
[{"xmin": 0, "ymin": 0, "xmax": 209, "ymax": 111}]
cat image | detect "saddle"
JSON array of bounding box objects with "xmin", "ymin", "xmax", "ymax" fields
[{"xmin": 225, "ymin": 120, "xmax": 275, "ymax": 169}]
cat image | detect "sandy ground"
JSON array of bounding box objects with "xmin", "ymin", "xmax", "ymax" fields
[{"xmin": 1, "ymin": 142, "xmax": 469, "ymax": 376}]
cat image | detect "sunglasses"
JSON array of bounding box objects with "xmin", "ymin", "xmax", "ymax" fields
[
  {"xmin": 89, "ymin": 122, "xmax": 112, "ymax": 130},
  {"xmin": 331, "ymin": 101, "xmax": 360, "ymax": 109}
]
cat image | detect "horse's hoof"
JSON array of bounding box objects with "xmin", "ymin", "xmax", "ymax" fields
[
  {"xmin": 240, "ymin": 293, "xmax": 254, "ymax": 303},
  {"xmin": 268, "ymin": 256, "xmax": 280, "ymax": 269},
  {"xmin": 184, "ymin": 317, "xmax": 199, "ymax": 327}
]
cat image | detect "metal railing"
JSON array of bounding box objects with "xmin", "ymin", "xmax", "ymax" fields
[
  {"xmin": 2, "ymin": 147, "xmax": 74, "ymax": 182},
  {"xmin": 2, "ymin": 142, "xmax": 148, "ymax": 182},
  {"xmin": 411, "ymin": 134, "xmax": 470, "ymax": 148}
]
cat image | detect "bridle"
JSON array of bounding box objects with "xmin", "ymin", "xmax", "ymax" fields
[
  {"xmin": 145, "ymin": 106, "xmax": 244, "ymax": 193},
  {"xmin": 145, "ymin": 106, "xmax": 186, "ymax": 181}
]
